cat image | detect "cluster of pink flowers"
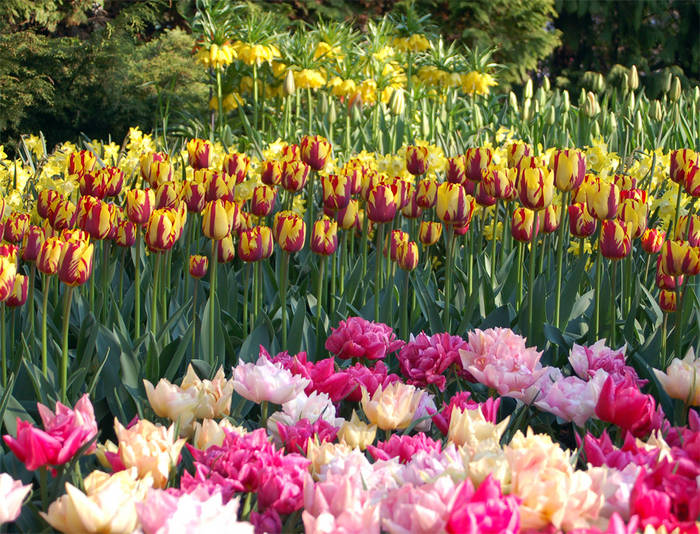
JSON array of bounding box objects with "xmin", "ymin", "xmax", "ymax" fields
[
  {"xmin": 398, "ymin": 331, "xmax": 469, "ymax": 390},
  {"xmin": 325, "ymin": 316, "xmax": 404, "ymax": 360}
]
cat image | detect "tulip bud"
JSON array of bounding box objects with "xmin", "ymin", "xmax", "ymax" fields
[
  {"xmin": 366, "ymin": 184, "xmax": 397, "ymax": 223},
  {"xmin": 659, "ymin": 290, "xmax": 676, "ymax": 313},
  {"xmin": 260, "ymin": 160, "xmax": 282, "ymax": 186},
  {"xmin": 405, "ymin": 145, "xmax": 429, "ymax": 176},
  {"xmin": 397, "ymin": 240, "xmax": 419, "ymax": 271},
  {"xmin": 217, "ymin": 234, "xmax": 235, "ymax": 263},
  {"xmin": 115, "ymin": 220, "xmax": 136, "ymax": 247},
  {"xmin": 311, "ymin": 217, "xmax": 338, "ymax": 256},
  {"xmin": 568, "ymin": 203, "xmax": 597, "ymax": 238},
  {"xmin": 67, "ymin": 150, "xmax": 96, "ymax": 176},
  {"xmin": 390, "ymin": 88, "xmax": 405, "ymax": 115},
  {"xmin": 511, "ymin": 207, "xmax": 539, "ymax": 242},
  {"xmin": 584, "ymin": 92, "xmax": 598, "ymax": 117},
  {"xmin": 508, "ymin": 91, "xmax": 519, "ymax": 113},
  {"xmin": 126, "ymin": 189, "xmax": 155, "ymax": 225},
  {"xmin": 321, "ymin": 174, "xmax": 351, "ymax": 211},
  {"xmin": 609, "ymin": 112, "xmax": 617, "ymax": 131},
  {"xmin": 634, "ymin": 111, "xmax": 643, "ymax": 132},
  {"xmin": 522, "ymin": 98, "xmax": 531, "ymax": 121},
  {"xmin": 57, "ymin": 238, "xmax": 94, "ymax": 286},
  {"xmin": 546, "ymin": 106, "xmax": 556, "ymax": 125},
  {"xmin": 641, "ymin": 228, "xmax": 665, "ymax": 254},
  {"xmin": 5, "ymin": 274, "xmax": 28, "ymax": 307},
  {"xmin": 239, "ymin": 226, "xmax": 274, "ymax": 261},
  {"xmin": 551, "ymin": 149, "xmax": 586, "ymax": 192},
  {"xmin": 4, "ymin": 213, "xmax": 29, "ymax": 243},
  {"xmin": 22, "ymin": 225, "xmax": 45, "ymax": 262},
  {"xmin": 416, "ymin": 179, "xmax": 438, "ymax": 208},
  {"xmin": 542, "ymin": 76, "xmax": 551, "ymax": 92},
  {"xmin": 524, "ymin": 78, "xmax": 533, "ymax": 99},
  {"xmin": 284, "ymin": 69, "xmax": 296, "ymax": 95},
  {"xmin": 189, "ymin": 255, "xmax": 208, "ymax": 279},
  {"xmin": 186, "ymin": 139, "xmax": 213, "ymax": 170},
  {"xmin": 301, "ymin": 135, "xmax": 332, "ymax": 171},
  {"xmin": 600, "ymin": 220, "xmax": 631, "ymax": 260},
  {"xmin": 670, "ymin": 149, "xmax": 699, "ymax": 184},
  {"xmin": 445, "ymin": 155, "xmax": 466, "ymax": 185},
  {"xmin": 650, "ymin": 100, "xmax": 663, "ymax": 122},
  {"xmin": 145, "ymin": 208, "xmax": 182, "ymax": 252},
  {"xmin": 37, "ymin": 237, "xmax": 63, "ymax": 275},
  {"xmin": 670, "ymin": 76, "xmax": 681, "ymax": 102},
  {"xmin": 273, "ymin": 211, "xmax": 305, "ymax": 253},
  {"xmin": 518, "ymin": 167, "xmax": 554, "ymax": 211},
  {"xmin": 562, "ymin": 90, "xmax": 570, "ymax": 112},
  {"xmin": 542, "ymin": 204, "xmax": 560, "ymax": 234},
  {"xmin": 419, "ymin": 221, "xmax": 442, "ymax": 246},
  {"xmin": 281, "ymin": 160, "xmax": 311, "ymax": 193},
  {"xmin": 586, "ymin": 180, "xmax": 620, "ymax": 220},
  {"xmin": 337, "ymin": 199, "xmax": 360, "ymax": 231},
  {"xmin": 663, "ymin": 71, "xmax": 672, "ymax": 94},
  {"xmin": 465, "ymin": 148, "xmax": 492, "ymax": 182},
  {"xmin": 436, "ymin": 183, "xmax": 475, "ymax": 226},
  {"xmin": 79, "ymin": 172, "xmax": 107, "ymax": 199},
  {"xmin": 694, "ymin": 86, "xmax": 700, "ymax": 104},
  {"xmin": 628, "ymin": 65, "xmax": 639, "ymax": 91}
]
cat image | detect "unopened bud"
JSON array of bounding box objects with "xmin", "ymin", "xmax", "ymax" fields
[
  {"xmin": 522, "ymin": 98, "xmax": 531, "ymax": 121},
  {"xmin": 663, "ymin": 71, "xmax": 672, "ymax": 94},
  {"xmin": 284, "ymin": 70, "xmax": 296, "ymax": 95},
  {"xmin": 579, "ymin": 88, "xmax": 587, "ymax": 107},
  {"xmin": 650, "ymin": 100, "xmax": 663, "ymax": 121},
  {"xmin": 634, "ymin": 110, "xmax": 643, "ymax": 131},
  {"xmin": 592, "ymin": 119, "xmax": 601, "ymax": 138},
  {"xmin": 509, "ymin": 91, "xmax": 519, "ymax": 113},
  {"xmin": 628, "ymin": 65, "xmax": 639, "ymax": 91},
  {"xmin": 524, "ymin": 78, "xmax": 533, "ymax": 99},
  {"xmin": 546, "ymin": 106, "xmax": 556, "ymax": 125},
  {"xmin": 536, "ymin": 87, "xmax": 546, "ymax": 109},
  {"xmin": 562, "ymin": 90, "xmax": 570, "ymax": 112},
  {"xmin": 595, "ymin": 73, "xmax": 605, "ymax": 93},
  {"xmin": 543, "ymin": 76, "xmax": 551, "ymax": 92},
  {"xmin": 670, "ymin": 76, "xmax": 681, "ymax": 102},
  {"xmin": 328, "ymin": 98, "xmax": 337, "ymax": 124},
  {"xmin": 584, "ymin": 91, "xmax": 598, "ymax": 117},
  {"xmin": 626, "ymin": 92, "xmax": 636, "ymax": 115},
  {"xmin": 473, "ymin": 106, "xmax": 484, "ymax": 129},
  {"xmin": 390, "ymin": 88, "xmax": 405, "ymax": 115},
  {"xmin": 609, "ymin": 112, "xmax": 617, "ymax": 130}
]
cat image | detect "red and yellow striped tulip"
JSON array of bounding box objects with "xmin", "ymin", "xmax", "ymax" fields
[
  {"xmin": 22, "ymin": 225, "xmax": 44, "ymax": 262},
  {"xmin": 189, "ymin": 255, "xmax": 209, "ymax": 278},
  {"xmin": 186, "ymin": 139, "xmax": 213, "ymax": 170},
  {"xmin": 260, "ymin": 160, "xmax": 282, "ymax": 186},
  {"xmin": 202, "ymin": 200, "xmax": 231, "ymax": 241},
  {"xmin": 675, "ymin": 214, "xmax": 700, "ymax": 246},
  {"xmin": 405, "ymin": 145, "xmax": 429, "ymax": 176},
  {"xmin": 37, "ymin": 190, "xmax": 61, "ymax": 220},
  {"xmin": 217, "ymin": 234, "xmax": 236, "ymax": 263},
  {"xmin": 81, "ymin": 198, "xmax": 112, "ymax": 240},
  {"xmin": 139, "ymin": 152, "xmax": 169, "ymax": 184},
  {"xmin": 37, "ymin": 237, "xmax": 64, "ymax": 275},
  {"xmin": 311, "ymin": 217, "xmax": 338, "ymax": 256},
  {"xmin": 568, "ymin": 203, "xmax": 596, "ymax": 238},
  {"xmin": 551, "ymin": 149, "xmax": 586, "ymax": 192},
  {"xmin": 281, "ymin": 160, "xmax": 310, "ymax": 193},
  {"xmin": 155, "ymin": 182, "xmax": 180, "ymax": 210},
  {"xmin": 126, "ymin": 189, "xmax": 155, "ymax": 226},
  {"xmin": 436, "ymin": 183, "xmax": 475, "ymax": 226},
  {"xmin": 518, "ymin": 166, "xmax": 554, "ymax": 211},
  {"xmin": 600, "ymin": 220, "xmax": 631, "ymax": 260},
  {"xmin": 5, "ymin": 273, "xmax": 27, "ymax": 307},
  {"xmin": 301, "ymin": 135, "xmax": 332, "ymax": 171},
  {"xmin": 79, "ymin": 172, "xmax": 107, "ymax": 199},
  {"xmin": 483, "ymin": 167, "xmax": 516, "ymax": 200},
  {"xmin": 445, "ymin": 155, "xmax": 467, "ymax": 185},
  {"xmin": 618, "ymin": 198, "xmax": 648, "ymax": 239},
  {"xmin": 683, "ymin": 164, "xmax": 700, "ymax": 197},
  {"xmin": 419, "ymin": 221, "xmax": 443, "ymax": 246},
  {"xmin": 337, "ymin": 200, "xmax": 360, "ymax": 231},
  {"xmin": 397, "ymin": 240, "xmax": 419, "ymax": 271},
  {"xmin": 48, "ymin": 199, "xmax": 77, "ymax": 231},
  {"xmin": 506, "ymin": 141, "xmax": 531, "ymax": 168},
  {"xmin": 4, "ymin": 213, "xmax": 29, "ymax": 243},
  {"xmin": 182, "ymin": 181, "xmax": 207, "ymax": 213},
  {"xmin": 115, "ymin": 220, "xmax": 136, "ymax": 248},
  {"xmin": 57, "ymin": 238, "xmax": 94, "ymax": 286},
  {"xmin": 465, "ymin": 147, "xmax": 492, "ymax": 182},
  {"xmin": 103, "ymin": 167, "xmax": 124, "ymax": 197},
  {"xmin": 204, "ymin": 171, "xmax": 233, "ymax": 202},
  {"xmin": 145, "ymin": 208, "xmax": 182, "ymax": 252},
  {"xmin": 660, "ymin": 240, "xmax": 690, "ymax": 276},
  {"xmin": 586, "ymin": 179, "xmax": 619, "ymax": 220},
  {"xmin": 0, "ymin": 254, "xmax": 17, "ymax": 302},
  {"xmin": 239, "ymin": 226, "xmax": 274, "ymax": 261},
  {"xmin": 401, "ymin": 186, "xmax": 422, "ymax": 219},
  {"xmin": 659, "ymin": 290, "xmax": 677, "ymax": 312},
  {"xmin": 367, "ymin": 184, "xmax": 398, "ymax": 223},
  {"xmin": 387, "ymin": 230, "xmax": 409, "ymax": 262},
  {"xmin": 542, "ymin": 204, "xmax": 560, "ymax": 234},
  {"xmin": 641, "ymin": 228, "xmax": 665, "ymax": 254},
  {"xmin": 669, "ymin": 149, "xmax": 698, "ymax": 184},
  {"xmin": 67, "ymin": 150, "xmax": 96, "ymax": 176},
  {"xmin": 222, "ymin": 152, "xmax": 250, "ymax": 184},
  {"xmin": 322, "ymin": 174, "xmax": 351, "ymax": 211},
  {"xmin": 251, "ymin": 185, "xmax": 277, "ymax": 217},
  {"xmin": 415, "ymin": 179, "xmax": 438, "ymax": 209},
  {"xmin": 273, "ymin": 211, "xmax": 306, "ymax": 253},
  {"xmin": 511, "ymin": 207, "xmax": 539, "ymax": 243}
]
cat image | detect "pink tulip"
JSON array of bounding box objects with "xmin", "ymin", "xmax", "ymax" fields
[
  {"xmin": 595, "ymin": 375, "xmax": 664, "ymax": 438},
  {"xmin": 445, "ymin": 475, "xmax": 520, "ymax": 534},
  {"xmin": 0, "ymin": 473, "xmax": 31, "ymax": 525},
  {"xmin": 276, "ymin": 419, "xmax": 338, "ymax": 455},
  {"xmin": 381, "ymin": 477, "xmax": 455, "ymax": 534},
  {"xmin": 429, "ymin": 392, "xmax": 501, "ymax": 435},
  {"xmin": 325, "ymin": 317, "xmax": 404, "ymax": 361},
  {"xmin": 398, "ymin": 332, "xmax": 468, "ymax": 391},
  {"xmin": 367, "ymin": 433, "xmax": 441, "ymax": 464}
]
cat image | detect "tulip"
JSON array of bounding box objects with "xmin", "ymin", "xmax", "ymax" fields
[
  {"xmin": 182, "ymin": 180, "xmax": 206, "ymax": 213},
  {"xmin": 239, "ymin": 226, "xmax": 274, "ymax": 262},
  {"xmin": 465, "ymin": 147, "xmax": 492, "ymax": 182},
  {"xmin": 115, "ymin": 220, "xmax": 136, "ymax": 248},
  {"xmin": 675, "ymin": 214, "xmax": 700, "ymax": 246},
  {"xmin": 614, "ymin": 173, "xmax": 637, "ymax": 191},
  {"xmin": 281, "ymin": 159, "xmax": 310, "ymax": 192},
  {"xmin": 186, "ymin": 138, "xmax": 213, "ymax": 170},
  {"xmin": 217, "ymin": 234, "xmax": 235, "ymax": 263},
  {"xmin": 155, "ymin": 182, "xmax": 180, "ymax": 210},
  {"xmin": 518, "ymin": 166, "xmax": 554, "ymax": 210},
  {"xmin": 321, "ymin": 174, "xmax": 351, "ymax": 210},
  {"xmin": 600, "ymin": 220, "xmax": 631, "ymax": 260},
  {"xmin": 37, "ymin": 190, "xmax": 61, "ymax": 220},
  {"xmin": 511, "ymin": 207, "xmax": 539, "ymax": 243},
  {"xmin": 660, "ymin": 240, "xmax": 690, "ymax": 276},
  {"xmin": 260, "ymin": 160, "xmax": 282, "ymax": 186},
  {"xmin": 337, "ymin": 199, "xmax": 360, "ymax": 230},
  {"xmin": 311, "ymin": 217, "xmax": 338, "ymax": 256},
  {"xmin": 4, "ymin": 212, "xmax": 29, "ymax": 243},
  {"xmin": 397, "ymin": 240, "xmax": 419, "ymax": 271},
  {"xmin": 366, "ymin": 183, "xmax": 397, "ymax": 223},
  {"xmin": 37, "ymin": 237, "xmax": 63, "ymax": 275},
  {"xmin": 471, "ymin": 181, "xmax": 497, "ymax": 207},
  {"xmin": 337, "ymin": 411, "xmax": 377, "ymax": 450},
  {"xmin": 360, "ymin": 382, "xmax": 424, "ymax": 431},
  {"xmin": 201, "ymin": 199, "xmax": 231, "ymax": 240},
  {"xmin": 656, "ymin": 267, "xmax": 682, "ymax": 291},
  {"xmin": 416, "ymin": 178, "xmax": 438, "ymax": 208},
  {"xmin": 67, "ymin": 149, "xmax": 96, "ymax": 176},
  {"xmin": 568, "ymin": 202, "xmax": 596, "ymax": 238},
  {"xmin": 419, "ymin": 221, "xmax": 443, "ymax": 246},
  {"xmin": 436, "ymin": 183, "xmax": 474, "ymax": 225},
  {"xmin": 659, "ymin": 289, "xmax": 677, "ymax": 312},
  {"xmin": 405, "ymin": 145, "xmax": 429, "ymax": 176},
  {"xmin": 618, "ymin": 198, "xmax": 647, "ymax": 239},
  {"xmin": 483, "ymin": 167, "xmax": 516, "ymax": 200},
  {"xmin": 21, "ymin": 224, "xmax": 44, "ymax": 262},
  {"xmin": 57, "ymin": 238, "xmax": 94, "ymax": 287},
  {"xmin": 145, "ymin": 208, "xmax": 181, "ymax": 252},
  {"xmin": 139, "ymin": 152, "xmax": 168, "ymax": 183},
  {"xmin": 222, "ymin": 152, "xmax": 250, "ymax": 184},
  {"xmin": 446, "ymin": 155, "xmax": 467, "ymax": 184},
  {"xmin": 595, "ymin": 375, "xmax": 663, "ymax": 438},
  {"xmin": 203, "ymin": 171, "xmax": 232, "ymax": 202},
  {"xmin": 102, "ymin": 167, "xmax": 124, "ymax": 197},
  {"xmin": 273, "ymin": 211, "xmax": 306, "ymax": 253},
  {"xmin": 550, "ymin": 149, "xmax": 586, "ymax": 192},
  {"xmin": 188, "ymin": 255, "xmax": 208, "ymax": 279},
  {"xmin": 300, "ymin": 135, "xmax": 332, "ymax": 171},
  {"xmin": 683, "ymin": 163, "xmax": 700, "ymax": 197},
  {"xmin": 654, "ymin": 349, "xmax": 700, "ymax": 406},
  {"xmin": 5, "ymin": 274, "xmax": 27, "ymax": 307},
  {"xmin": 0, "ymin": 473, "xmax": 31, "ymax": 526},
  {"xmin": 541, "ymin": 204, "xmax": 560, "ymax": 233},
  {"xmin": 506, "ymin": 140, "xmax": 531, "ymax": 168},
  {"xmin": 251, "ymin": 185, "xmax": 277, "ymax": 217},
  {"xmin": 669, "ymin": 149, "xmax": 698, "ymax": 184},
  {"xmin": 79, "ymin": 171, "xmax": 107, "ymax": 199},
  {"xmin": 125, "ymin": 189, "xmax": 155, "ymax": 225},
  {"xmin": 387, "ymin": 229, "xmax": 409, "ymax": 262},
  {"xmin": 586, "ymin": 179, "xmax": 620, "ymax": 220},
  {"xmin": 81, "ymin": 199, "xmax": 112, "ymax": 240}
]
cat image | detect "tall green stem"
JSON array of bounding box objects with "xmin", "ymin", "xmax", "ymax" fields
[
  {"xmin": 151, "ymin": 253, "xmax": 162, "ymax": 340},
  {"xmin": 528, "ymin": 235, "xmax": 537, "ymax": 341},
  {"xmin": 41, "ymin": 274, "xmax": 50, "ymax": 377},
  {"xmin": 444, "ymin": 225, "xmax": 456, "ymax": 333},
  {"xmin": 28, "ymin": 264, "xmax": 35, "ymax": 346},
  {"xmin": 216, "ymin": 68, "xmax": 224, "ymax": 137},
  {"xmin": 243, "ymin": 263, "xmax": 251, "ymax": 336},
  {"xmin": 209, "ymin": 239, "xmax": 217, "ymax": 367},
  {"xmin": 401, "ymin": 270, "xmax": 410, "ymax": 340},
  {"xmin": 134, "ymin": 228, "xmax": 141, "ymax": 339},
  {"xmin": 330, "ymin": 248, "xmax": 337, "ymax": 317},
  {"xmin": 610, "ymin": 259, "xmax": 617, "ymax": 346},
  {"xmin": 60, "ymin": 286, "xmax": 74, "ymax": 403},
  {"xmin": 554, "ymin": 192, "xmax": 569, "ymax": 328},
  {"xmin": 280, "ymin": 252, "xmax": 290, "ymax": 351},
  {"xmin": 490, "ymin": 200, "xmax": 500, "ymax": 280},
  {"xmin": 307, "ymin": 88, "xmax": 313, "ymax": 134},
  {"xmin": 1, "ymin": 305, "xmax": 5, "ymax": 387},
  {"xmin": 676, "ymin": 284, "xmax": 683, "ymax": 359},
  {"xmin": 517, "ymin": 242, "xmax": 524, "ymax": 306},
  {"xmin": 192, "ymin": 280, "xmax": 198, "ymax": 358},
  {"xmin": 670, "ymin": 183, "xmax": 683, "ymax": 239},
  {"xmin": 593, "ymin": 238, "xmax": 603, "ymax": 340},
  {"xmin": 102, "ymin": 240, "xmax": 110, "ymax": 322},
  {"xmin": 315, "ymin": 256, "xmax": 326, "ymax": 352},
  {"xmin": 375, "ymin": 224, "xmax": 384, "ymax": 322}
]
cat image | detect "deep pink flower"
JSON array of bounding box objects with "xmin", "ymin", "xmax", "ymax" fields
[
  {"xmin": 276, "ymin": 419, "xmax": 338, "ymax": 455},
  {"xmin": 569, "ymin": 340, "xmax": 646, "ymax": 388},
  {"xmin": 367, "ymin": 433, "xmax": 441, "ymax": 464},
  {"xmin": 582, "ymin": 430, "xmax": 660, "ymax": 470},
  {"xmin": 344, "ymin": 361, "xmax": 400, "ymax": 402},
  {"xmin": 595, "ymin": 375, "xmax": 664, "ymax": 438},
  {"xmin": 380, "ymin": 477, "xmax": 455, "ymax": 534},
  {"xmin": 325, "ymin": 317, "xmax": 404, "ymax": 361},
  {"xmin": 445, "ymin": 475, "xmax": 520, "ymax": 534},
  {"xmin": 3, "ymin": 394, "xmax": 97, "ymax": 471},
  {"xmin": 250, "ymin": 508, "xmax": 282, "ymax": 534},
  {"xmin": 398, "ymin": 332, "xmax": 468, "ymax": 391},
  {"xmin": 429, "ymin": 392, "xmax": 501, "ymax": 436}
]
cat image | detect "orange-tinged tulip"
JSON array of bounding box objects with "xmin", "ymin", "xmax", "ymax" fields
[
  {"xmin": 115, "ymin": 220, "xmax": 136, "ymax": 247},
  {"xmin": 145, "ymin": 208, "xmax": 182, "ymax": 252},
  {"xmin": 568, "ymin": 203, "xmax": 596, "ymax": 238},
  {"xmin": 659, "ymin": 290, "xmax": 677, "ymax": 312},
  {"xmin": 4, "ymin": 213, "xmax": 29, "ymax": 243},
  {"xmin": 397, "ymin": 240, "xmax": 419, "ymax": 271},
  {"xmin": 541, "ymin": 204, "xmax": 560, "ymax": 234},
  {"xmin": 483, "ymin": 167, "xmax": 516, "ymax": 200},
  {"xmin": 260, "ymin": 160, "xmax": 282, "ymax": 186},
  {"xmin": 586, "ymin": 179, "xmax": 619, "ymax": 220},
  {"xmin": 405, "ymin": 145, "xmax": 429, "ymax": 176},
  {"xmin": 419, "ymin": 221, "xmax": 443, "ymax": 246},
  {"xmin": 301, "ymin": 135, "xmax": 332, "ymax": 171},
  {"xmin": 600, "ymin": 220, "xmax": 631, "ymax": 259},
  {"xmin": 446, "ymin": 155, "xmax": 467, "ymax": 185},
  {"xmin": 186, "ymin": 138, "xmax": 213, "ymax": 170},
  {"xmin": 182, "ymin": 181, "xmax": 206, "ymax": 213},
  {"xmin": 202, "ymin": 200, "xmax": 231, "ymax": 240},
  {"xmin": 669, "ymin": 149, "xmax": 698, "ymax": 184},
  {"xmin": 511, "ymin": 207, "xmax": 539, "ymax": 242},
  {"xmin": 239, "ymin": 226, "xmax": 273, "ymax": 261},
  {"xmin": 641, "ymin": 228, "xmax": 665, "ymax": 254},
  {"xmin": 57, "ymin": 239, "xmax": 94, "ymax": 286},
  {"xmin": 506, "ymin": 141, "xmax": 531, "ymax": 168},
  {"xmin": 222, "ymin": 152, "xmax": 250, "ymax": 184},
  {"xmin": 436, "ymin": 183, "xmax": 474, "ymax": 225},
  {"xmin": 22, "ymin": 225, "xmax": 45, "ymax": 262},
  {"xmin": 518, "ymin": 166, "xmax": 554, "ymax": 211},
  {"xmin": 189, "ymin": 255, "xmax": 209, "ymax": 278},
  {"xmin": 416, "ymin": 179, "xmax": 438, "ymax": 208},
  {"xmin": 311, "ymin": 217, "xmax": 338, "ymax": 255},
  {"xmin": 281, "ymin": 160, "xmax": 310, "ymax": 193},
  {"xmin": 67, "ymin": 150, "xmax": 96, "ymax": 176},
  {"xmin": 79, "ymin": 171, "xmax": 107, "ymax": 199},
  {"xmin": 0, "ymin": 255, "xmax": 17, "ymax": 302},
  {"xmin": 367, "ymin": 184, "xmax": 397, "ymax": 223},
  {"xmin": 251, "ymin": 185, "xmax": 277, "ymax": 217},
  {"xmin": 217, "ymin": 234, "xmax": 235, "ymax": 263},
  {"xmin": 155, "ymin": 182, "xmax": 180, "ymax": 210},
  {"xmin": 5, "ymin": 273, "xmax": 27, "ymax": 307},
  {"xmin": 125, "ymin": 189, "xmax": 155, "ymax": 226},
  {"xmin": 37, "ymin": 237, "xmax": 64, "ymax": 275},
  {"xmin": 465, "ymin": 147, "xmax": 492, "ymax": 182},
  {"xmin": 322, "ymin": 174, "xmax": 351, "ymax": 211},
  {"xmin": 273, "ymin": 211, "xmax": 305, "ymax": 253},
  {"xmin": 337, "ymin": 199, "xmax": 360, "ymax": 230},
  {"xmin": 550, "ymin": 149, "xmax": 586, "ymax": 192}
]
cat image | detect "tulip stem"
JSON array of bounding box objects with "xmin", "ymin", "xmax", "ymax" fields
[
  {"xmin": 307, "ymin": 87, "xmax": 313, "ymax": 135},
  {"xmin": 375, "ymin": 223, "xmax": 384, "ymax": 322},
  {"xmin": 593, "ymin": 238, "xmax": 603, "ymax": 340},
  {"xmin": 676, "ymin": 284, "xmax": 683, "ymax": 359},
  {"xmin": 28, "ymin": 264, "xmax": 35, "ymax": 347},
  {"xmin": 151, "ymin": 253, "xmax": 161, "ymax": 341},
  {"xmin": 490, "ymin": 200, "xmax": 500, "ymax": 280},
  {"xmin": 444, "ymin": 225, "xmax": 456, "ymax": 333},
  {"xmin": 134, "ymin": 228, "xmax": 141, "ymax": 340},
  {"xmin": 261, "ymin": 400, "xmax": 269, "ymax": 431},
  {"xmin": 330, "ymin": 248, "xmax": 337, "ymax": 317},
  {"xmin": 528, "ymin": 235, "xmax": 537, "ymax": 342},
  {"xmin": 243, "ymin": 263, "xmax": 251, "ymax": 336},
  {"xmin": 89, "ymin": 264, "xmax": 94, "ymax": 317},
  {"xmin": 554, "ymin": 192, "xmax": 569, "ymax": 329},
  {"xmin": 610, "ymin": 259, "xmax": 617, "ymax": 347},
  {"xmin": 517, "ymin": 242, "xmax": 524, "ymax": 307},
  {"xmin": 41, "ymin": 275, "xmax": 50, "ymax": 378},
  {"xmin": 402, "ymin": 270, "xmax": 410, "ymax": 340},
  {"xmin": 280, "ymin": 252, "xmax": 290, "ymax": 351},
  {"xmin": 339, "ymin": 230, "xmax": 347, "ymax": 298},
  {"xmin": 216, "ymin": 67, "xmax": 224, "ymax": 137},
  {"xmin": 253, "ymin": 64, "xmax": 259, "ymax": 132},
  {"xmin": 362, "ymin": 204, "xmax": 369, "ymax": 279},
  {"xmin": 1, "ymin": 305, "xmax": 5, "ymax": 388},
  {"xmin": 39, "ymin": 467, "xmax": 48, "ymax": 510},
  {"xmin": 118, "ymin": 248, "xmax": 125, "ymax": 311},
  {"xmin": 661, "ymin": 313, "xmax": 668, "ymax": 369},
  {"xmin": 209, "ymin": 239, "xmax": 217, "ymax": 367},
  {"xmin": 102, "ymin": 240, "xmax": 110, "ymax": 323},
  {"xmin": 192, "ymin": 280, "xmax": 198, "ymax": 358},
  {"xmin": 60, "ymin": 286, "xmax": 74, "ymax": 403},
  {"xmin": 315, "ymin": 256, "xmax": 326, "ymax": 355}
]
